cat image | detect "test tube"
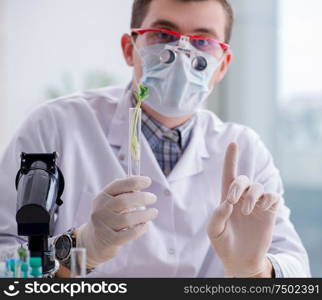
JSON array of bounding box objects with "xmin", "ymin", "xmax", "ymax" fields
[
  {"xmin": 128, "ymin": 107, "xmax": 142, "ymax": 176},
  {"xmin": 0, "ymin": 246, "xmax": 19, "ymax": 261},
  {"xmin": 0, "ymin": 262, "xmax": 6, "ymax": 278},
  {"xmin": 18, "ymin": 247, "xmax": 30, "ymax": 278},
  {"xmin": 0, "ymin": 246, "xmax": 20, "ymax": 277},
  {"xmin": 70, "ymin": 248, "xmax": 87, "ymax": 278}
]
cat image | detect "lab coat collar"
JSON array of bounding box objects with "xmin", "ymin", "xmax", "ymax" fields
[
  {"xmin": 107, "ymin": 83, "xmax": 212, "ymax": 186},
  {"xmin": 167, "ymin": 112, "xmax": 210, "ymax": 182},
  {"xmin": 107, "ymin": 85, "xmax": 132, "ymax": 147}
]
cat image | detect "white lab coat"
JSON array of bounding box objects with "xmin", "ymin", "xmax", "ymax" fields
[{"xmin": 0, "ymin": 84, "xmax": 310, "ymax": 277}]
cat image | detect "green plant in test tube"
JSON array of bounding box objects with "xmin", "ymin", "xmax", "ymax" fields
[
  {"xmin": 129, "ymin": 84, "xmax": 148, "ymax": 174},
  {"xmin": 17, "ymin": 247, "xmax": 27, "ymax": 261}
]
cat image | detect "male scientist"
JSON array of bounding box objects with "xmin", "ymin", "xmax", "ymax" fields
[{"xmin": 0, "ymin": 0, "xmax": 310, "ymax": 277}]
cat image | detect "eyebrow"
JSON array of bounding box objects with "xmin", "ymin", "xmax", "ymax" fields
[
  {"xmin": 193, "ymin": 28, "xmax": 220, "ymax": 39},
  {"xmin": 150, "ymin": 19, "xmax": 180, "ymax": 31},
  {"xmin": 149, "ymin": 19, "xmax": 220, "ymax": 39}
]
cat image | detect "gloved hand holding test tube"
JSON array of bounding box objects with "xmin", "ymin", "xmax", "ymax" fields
[{"xmin": 76, "ymin": 85, "xmax": 156, "ymax": 271}]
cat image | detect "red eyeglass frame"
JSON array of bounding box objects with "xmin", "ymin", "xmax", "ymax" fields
[{"xmin": 131, "ymin": 28, "xmax": 230, "ymax": 51}]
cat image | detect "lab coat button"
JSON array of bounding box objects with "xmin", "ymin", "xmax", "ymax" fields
[
  {"xmin": 168, "ymin": 248, "xmax": 175, "ymax": 255},
  {"xmin": 164, "ymin": 189, "xmax": 171, "ymax": 196},
  {"xmin": 118, "ymin": 154, "xmax": 125, "ymax": 161}
]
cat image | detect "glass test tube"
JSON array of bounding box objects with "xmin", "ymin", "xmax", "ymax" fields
[
  {"xmin": 17, "ymin": 246, "xmax": 30, "ymax": 278},
  {"xmin": 0, "ymin": 246, "xmax": 20, "ymax": 278},
  {"xmin": 128, "ymin": 107, "xmax": 142, "ymax": 176},
  {"xmin": 70, "ymin": 248, "xmax": 87, "ymax": 278}
]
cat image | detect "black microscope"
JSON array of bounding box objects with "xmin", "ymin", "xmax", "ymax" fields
[{"xmin": 15, "ymin": 152, "xmax": 65, "ymax": 277}]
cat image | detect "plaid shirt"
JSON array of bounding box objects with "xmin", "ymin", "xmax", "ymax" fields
[{"xmin": 131, "ymin": 97, "xmax": 195, "ymax": 176}]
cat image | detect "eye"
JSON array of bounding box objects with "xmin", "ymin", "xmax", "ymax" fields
[
  {"xmin": 157, "ymin": 32, "xmax": 176, "ymax": 43},
  {"xmin": 193, "ymin": 39, "xmax": 210, "ymax": 49},
  {"xmin": 145, "ymin": 31, "xmax": 178, "ymax": 46}
]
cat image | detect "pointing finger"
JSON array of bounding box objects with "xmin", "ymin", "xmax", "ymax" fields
[{"xmin": 221, "ymin": 142, "xmax": 238, "ymax": 202}]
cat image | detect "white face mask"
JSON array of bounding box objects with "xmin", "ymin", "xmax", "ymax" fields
[{"xmin": 133, "ymin": 37, "xmax": 224, "ymax": 117}]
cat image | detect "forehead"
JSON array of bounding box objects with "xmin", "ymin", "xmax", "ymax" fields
[{"xmin": 140, "ymin": 0, "xmax": 227, "ymax": 41}]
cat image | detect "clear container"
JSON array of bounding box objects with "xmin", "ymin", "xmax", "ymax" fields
[
  {"xmin": 70, "ymin": 248, "xmax": 87, "ymax": 278},
  {"xmin": 128, "ymin": 107, "xmax": 142, "ymax": 176},
  {"xmin": 0, "ymin": 245, "xmax": 23, "ymax": 278}
]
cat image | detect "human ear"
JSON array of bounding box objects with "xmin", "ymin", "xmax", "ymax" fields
[
  {"xmin": 214, "ymin": 49, "xmax": 233, "ymax": 83},
  {"xmin": 121, "ymin": 34, "xmax": 134, "ymax": 67}
]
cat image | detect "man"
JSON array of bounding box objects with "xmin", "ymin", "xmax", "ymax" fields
[{"xmin": 0, "ymin": 0, "xmax": 310, "ymax": 277}]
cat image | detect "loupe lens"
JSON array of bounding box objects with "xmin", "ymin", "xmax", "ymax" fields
[
  {"xmin": 160, "ymin": 49, "xmax": 176, "ymax": 64},
  {"xmin": 192, "ymin": 56, "xmax": 208, "ymax": 71}
]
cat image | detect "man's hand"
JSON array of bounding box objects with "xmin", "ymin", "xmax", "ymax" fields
[
  {"xmin": 207, "ymin": 143, "xmax": 280, "ymax": 278},
  {"xmin": 76, "ymin": 176, "xmax": 158, "ymax": 270}
]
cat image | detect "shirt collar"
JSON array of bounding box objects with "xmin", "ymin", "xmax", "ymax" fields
[{"xmin": 130, "ymin": 96, "xmax": 195, "ymax": 149}]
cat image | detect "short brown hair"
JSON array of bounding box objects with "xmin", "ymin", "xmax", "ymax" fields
[{"xmin": 131, "ymin": 0, "xmax": 234, "ymax": 43}]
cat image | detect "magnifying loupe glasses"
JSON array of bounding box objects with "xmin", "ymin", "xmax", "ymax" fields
[
  {"xmin": 131, "ymin": 28, "xmax": 229, "ymax": 71},
  {"xmin": 160, "ymin": 48, "xmax": 209, "ymax": 71}
]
